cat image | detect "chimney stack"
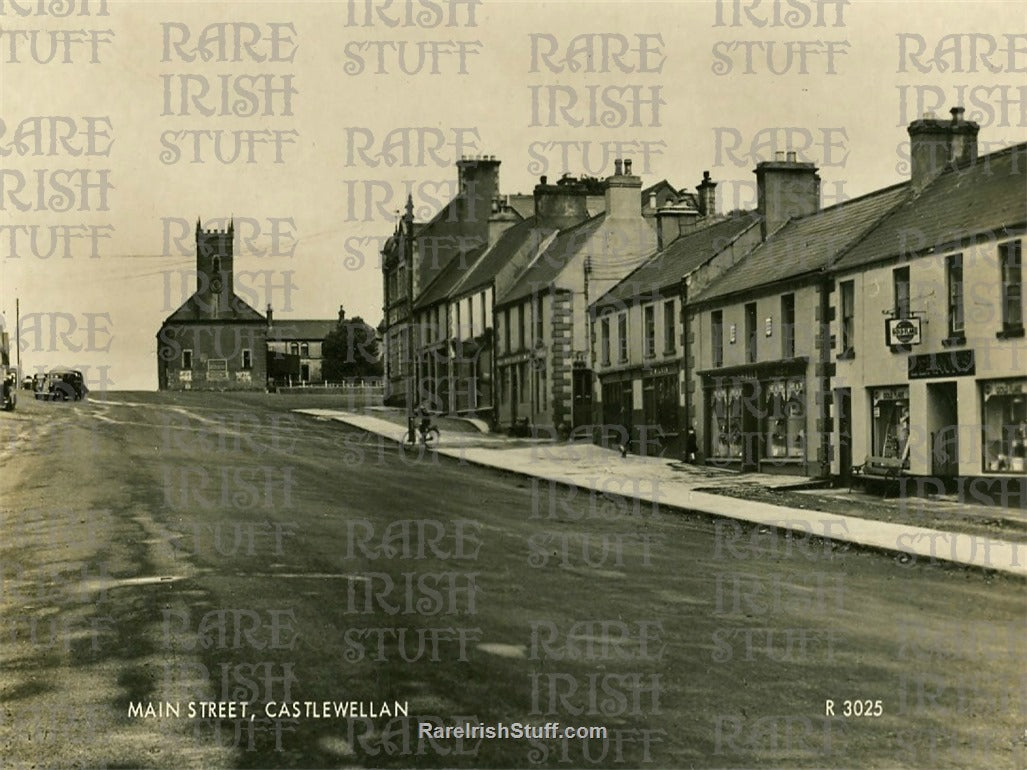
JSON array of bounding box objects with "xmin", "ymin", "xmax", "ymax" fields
[
  {"xmin": 605, "ymin": 157, "xmax": 642, "ymax": 220},
  {"xmin": 266, "ymin": 304, "xmax": 273, "ymax": 326},
  {"xmin": 754, "ymin": 153, "xmax": 820, "ymax": 239},
  {"xmin": 907, "ymin": 106, "xmax": 979, "ymax": 192},
  {"xmin": 697, "ymin": 171, "xmax": 717, "ymax": 218}
]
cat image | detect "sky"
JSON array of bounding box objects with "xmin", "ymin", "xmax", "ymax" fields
[{"xmin": 1, "ymin": 0, "xmax": 1024, "ymax": 389}]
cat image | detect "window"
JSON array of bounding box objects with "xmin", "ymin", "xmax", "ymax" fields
[
  {"xmin": 643, "ymin": 305, "xmax": 656, "ymax": 358},
  {"xmin": 290, "ymin": 343, "xmax": 299, "ymax": 356},
  {"xmin": 601, "ymin": 317, "xmax": 611, "ymax": 365},
  {"xmin": 663, "ymin": 300, "xmax": 676, "ymax": 353},
  {"xmin": 455, "ymin": 302, "xmax": 462, "ymax": 339},
  {"xmin": 710, "ymin": 385, "xmax": 743, "ymax": 459},
  {"xmin": 893, "ymin": 266, "xmax": 910, "ymax": 319},
  {"xmin": 745, "ymin": 302, "xmax": 757, "ymax": 363},
  {"xmin": 711, "ymin": 310, "xmax": 723, "ymax": 368},
  {"xmin": 503, "ymin": 308, "xmax": 511, "ymax": 354},
  {"xmin": 946, "ymin": 254, "xmax": 964, "ymax": 338},
  {"xmin": 1000, "ymin": 239, "xmax": 1023, "ymax": 333},
  {"xmin": 781, "ymin": 294, "xmax": 795, "ymax": 359},
  {"xmin": 242, "ymin": 349, "xmax": 252, "ymax": 370},
  {"xmin": 764, "ymin": 378, "xmax": 805, "ymax": 459},
  {"xmin": 182, "ymin": 349, "xmax": 193, "ymax": 369},
  {"xmin": 981, "ymin": 378, "xmax": 1027, "ymax": 473},
  {"xmin": 617, "ymin": 313, "xmax": 628, "ymax": 362},
  {"xmin": 534, "ymin": 294, "xmax": 544, "ymax": 343},
  {"xmin": 840, "ymin": 280, "xmax": 855, "ymax": 355},
  {"xmin": 871, "ymin": 386, "xmax": 910, "ymax": 464},
  {"xmin": 518, "ymin": 304, "xmax": 526, "ymax": 350},
  {"xmin": 300, "ymin": 342, "xmax": 309, "ymax": 357}
]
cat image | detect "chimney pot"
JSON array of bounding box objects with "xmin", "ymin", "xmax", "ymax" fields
[
  {"xmin": 703, "ymin": 170, "xmax": 711, "ymax": 181},
  {"xmin": 540, "ymin": 175, "xmax": 548, "ymax": 185},
  {"xmin": 951, "ymin": 106, "xmax": 965, "ymax": 123},
  {"xmin": 775, "ymin": 150, "xmax": 786, "ymax": 161},
  {"xmin": 649, "ymin": 191, "xmax": 657, "ymax": 209},
  {"xmin": 614, "ymin": 158, "xmax": 623, "ymax": 175},
  {"xmin": 786, "ymin": 151, "xmax": 797, "ymax": 162},
  {"xmin": 624, "ymin": 158, "xmax": 633, "ymax": 175}
]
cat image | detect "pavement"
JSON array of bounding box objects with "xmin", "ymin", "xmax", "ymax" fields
[{"xmin": 298, "ymin": 408, "xmax": 1027, "ymax": 578}]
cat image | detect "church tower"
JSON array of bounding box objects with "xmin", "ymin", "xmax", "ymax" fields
[{"xmin": 195, "ymin": 217, "xmax": 234, "ymax": 315}]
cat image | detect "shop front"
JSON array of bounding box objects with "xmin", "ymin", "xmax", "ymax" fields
[{"xmin": 701, "ymin": 359, "xmax": 810, "ymax": 473}]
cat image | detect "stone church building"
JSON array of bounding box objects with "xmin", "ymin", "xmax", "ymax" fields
[{"xmin": 156, "ymin": 219, "xmax": 268, "ymax": 390}]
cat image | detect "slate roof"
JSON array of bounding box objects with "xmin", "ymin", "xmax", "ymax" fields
[
  {"xmin": 162, "ymin": 293, "xmax": 265, "ymax": 324},
  {"xmin": 447, "ymin": 217, "xmax": 561, "ymax": 299},
  {"xmin": 595, "ymin": 213, "xmax": 762, "ymax": 308},
  {"xmin": 692, "ymin": 183, "xmax": 911, "ymax": 304},
  {"xmin": 833, "ymin": 142, "xmax": 1027, "ymax": 272},
  {"xmin": 499, "ymin": 214, "xmax": 607, "ymax": 306},
  {"xmin": 414, "ymin": 242, "xmax": 487, "ymax": 309},
  {"xmin": 267, "ymin": 320, "xmax": 339, "ymax": 341}
]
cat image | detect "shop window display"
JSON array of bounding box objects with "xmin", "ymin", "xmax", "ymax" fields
[
  {"xmin": 982, "ymin": 378, "xmax": 1027, "ymax": 473},
  {"xmin": 871, "ymin": 386, "xmax": 910, "ymax": 464},
  {"xmin": 764, "ymin": 378, "xmax": 805, "ymax": 459},
  {"xmin": 710, "ymin": 385, "xmax": 744, "ymax": 459}
]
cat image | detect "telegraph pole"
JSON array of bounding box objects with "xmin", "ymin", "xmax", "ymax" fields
[{"xmin": 404, "ymin": 194, "xmax": 416, "ymax": 444}]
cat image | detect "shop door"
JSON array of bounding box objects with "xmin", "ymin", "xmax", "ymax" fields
[
  {"xmin": 741, "ymin": 380, "xmax": 760, "ymax": 472},
  {"xmin": 836, "ymin": 388, "xmax": 852, "ymax": 483},
  {"xmin": 572, "ymin": 368, "xmax": 593, "ymax": 428},
  {"xmin": 929, "ymin": 382, "xmax": 959, "ymax": 477}
]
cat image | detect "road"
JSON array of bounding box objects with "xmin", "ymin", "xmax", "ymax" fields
[{"xmin": 1, "ymin": 391, "xmax": 1024, "ymax": 769}]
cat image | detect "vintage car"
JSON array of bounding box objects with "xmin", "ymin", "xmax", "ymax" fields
[{"xmin": 35, "ymin": 369, "xmax": 88, "ymax": 401}]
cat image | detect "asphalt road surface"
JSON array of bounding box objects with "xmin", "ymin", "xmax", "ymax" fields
[{"xmin": 1, "ymin": 391, "xmax": 1024, "ymax": 769}]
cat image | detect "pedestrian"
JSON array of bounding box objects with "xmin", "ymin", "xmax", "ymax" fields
[{"xmin": 686, "ymin": 425, "xmax": 698, "ymax": 464}]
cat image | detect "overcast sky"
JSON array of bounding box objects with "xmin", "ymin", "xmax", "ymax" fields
[{"xmin": 1, "ymin": 0, "xmax": 1024, "ymax": 389}]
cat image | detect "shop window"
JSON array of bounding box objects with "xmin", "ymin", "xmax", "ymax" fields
[
  {"xmin": 871, "ymin": 387, "xmax": 910, "ymax": 463},
  {"xmin": 182, "ymin": 349, "xmax": 193, "ymax": 369},
  {"xmin": 764, "ymin": 378, "xmax": 805, "ymax": 459},
  {"xmin": 981, "ymin": 378, "xmax": 1027, "ymax": 473},
  {"xmin": 840, "ymin": 280, "xmax": 855, "ymax": 356},
  {"xmin": 710, "ymin": 385, "xmax": 744, "ymax": 459},
  {"xmin": 600, "ymin": 317, "xmax": 611, "ymax": 365},
  {"xmin": 663, "ymin": 300, "xmax": 676, "ymax": 353},
  {"xmin": 781, "ymin": 294, "xmax": 795, "ymax": 359},
  {"xmin": 711, "ymin": 310, "xmax": 723, "ymax": 368},
  {"xmin": 1000, "ymin": 239, "xmax": 1023, "ymax": 334},
  {"xmin": 644, "ymin": 305, "xmax": 655, "ymax": 358},
  {"xmin": 947, "ymin": 253, "xmax": 964, "ymax": 337}
]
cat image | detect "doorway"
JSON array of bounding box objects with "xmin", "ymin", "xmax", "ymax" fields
[
  {"xmin": 836, "ymin": 387, "xmax": 852, "ymax": 483},
  {"xmin": 928, "ymin": 381, "xmax": 959, "ymax": 477}
]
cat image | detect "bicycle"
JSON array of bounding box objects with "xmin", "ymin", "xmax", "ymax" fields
[{"xmin": 417, "ymin": 420, "xmax": 440, "ymax": 448}]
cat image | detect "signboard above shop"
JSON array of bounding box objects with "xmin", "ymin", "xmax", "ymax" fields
[
  {"xmin": 885, "ymin": 317, "xmax": 922, "ymax": 346},
  {"xmin": 908, "ymin": 350, "xmax": 976, "ymax": 379}
]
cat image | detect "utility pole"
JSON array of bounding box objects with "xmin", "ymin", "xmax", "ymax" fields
[
  {"xmin": 404, "ymin": 194, "xmax": 416, "ymax": 444},
  {"xmin": 15, "ymin": 297, "xmax": 20, "ymax": 373}
]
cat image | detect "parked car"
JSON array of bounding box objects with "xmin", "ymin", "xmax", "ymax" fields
[
  {"xmin": 21, "ymin": 375, "xmax": 33, "ymax": 390},
  {"xmin": 35, "ymin": 369, "xmax": 88, "ymax": 401}
]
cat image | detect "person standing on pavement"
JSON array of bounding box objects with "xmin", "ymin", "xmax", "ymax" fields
[{"xmin": 686, "ymin": 425, "xmax": 698, "ymax": 463}]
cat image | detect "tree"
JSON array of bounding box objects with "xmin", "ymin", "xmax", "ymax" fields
[{"xmin": 321, "ymin": 316, "xmax": 383, "ymax": 381}]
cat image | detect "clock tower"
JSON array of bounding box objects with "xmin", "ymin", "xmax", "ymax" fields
[{"xmin": 196, "ymin": 217, "xmax": 234, "ymax": 315}]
